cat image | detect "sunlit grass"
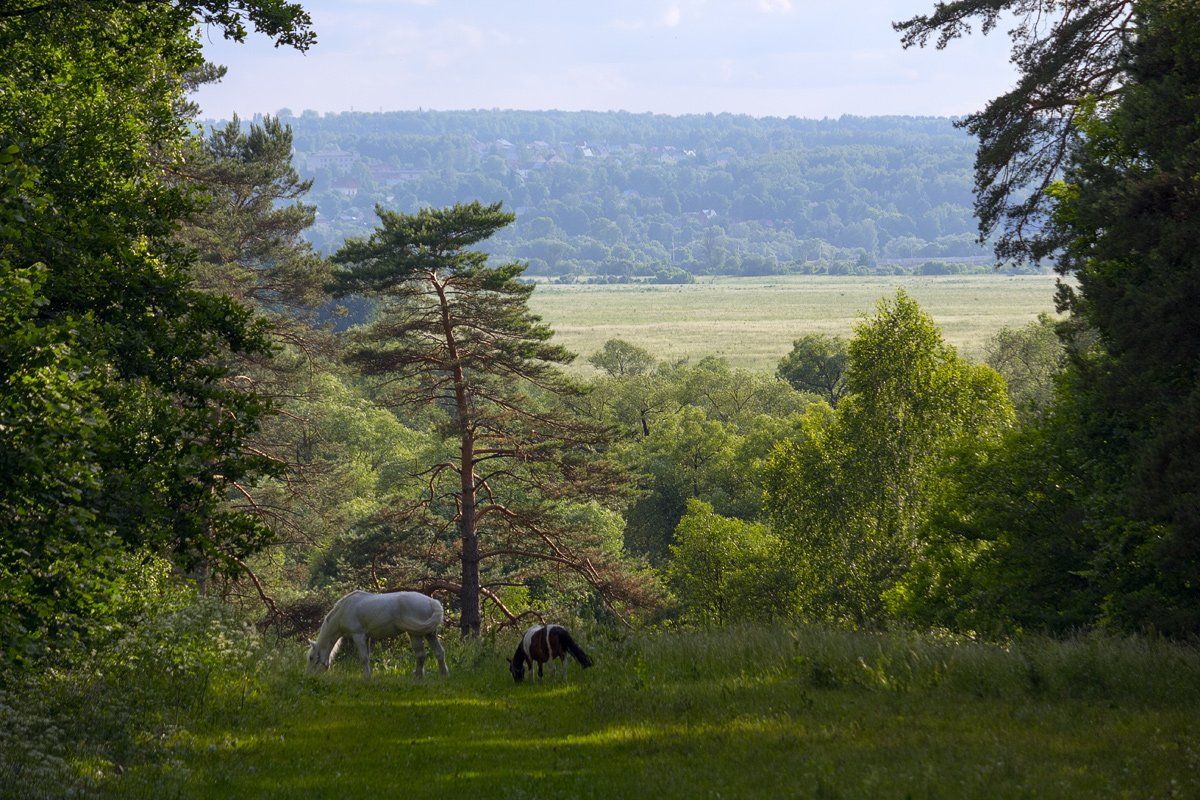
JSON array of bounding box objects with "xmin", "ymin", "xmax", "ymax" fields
[
  {"xmin": 104, "ymin": 624, "xmax": 1200, "ymax": 799},
  {"xmin": 528, "ymin": 275, "xmax": 1061, "ymax": 371}
]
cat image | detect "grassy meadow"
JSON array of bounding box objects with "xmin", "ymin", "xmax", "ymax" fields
[
  {"xmin": 105, "ymin": 626, "xmax": 1200, "ymax": 800},
  {"xmin": 530, "ymin": 275, "xmax": 1061, "ymax": 372}
]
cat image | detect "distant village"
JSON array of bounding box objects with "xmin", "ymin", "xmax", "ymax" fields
[{"xmin": 301, "ymin": 136, "xmax": 707, "ymax": 200}]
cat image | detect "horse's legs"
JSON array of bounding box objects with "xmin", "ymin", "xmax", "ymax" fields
[
  {"xmin": 562, "ymin": 655, "xmax": 569, "ymax": 681},
  {"xmin": 352, "ymin": 633, "xmax": 371, "ymax": 678},
  {"xmin": 409, "ymin": 632, "xmax": 427, "ymax": 678},
  {"xmin": 426, "ymin": 633, "xmax": 449, "ymax": 676},
  {"xmin": 537, "ymin": 660, "xmax": 544, "ymax": 680}
]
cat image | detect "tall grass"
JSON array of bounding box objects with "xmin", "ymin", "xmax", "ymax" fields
[
  {"xmin": 593, "ymin": 624, "xmax": 1200, "ymax": 704},
  {"xmin": 9, "ymin": 619, "xmax": 1199, "ymax": 798},
  {"xmin": 169, "ymin": 622, "xmax": 1200, "ymax": 799}
]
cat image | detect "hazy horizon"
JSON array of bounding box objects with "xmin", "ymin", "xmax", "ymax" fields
[{"xmin": 201, "ymin": 106, "xmax": 974, "ymax": 123}]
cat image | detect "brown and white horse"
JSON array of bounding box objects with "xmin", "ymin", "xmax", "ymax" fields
[{"xmin": 508, "ymin": 623, "xmax": 593, "ymax": 683}]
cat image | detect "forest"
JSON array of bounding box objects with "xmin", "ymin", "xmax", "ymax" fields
[
  {"xmin": 2, "ymin": 0, "xmax": 1199, "ymax": 797},
  {"xmin": 264, "ymin": 109, "xmax": 1007, "ymax": 279}
]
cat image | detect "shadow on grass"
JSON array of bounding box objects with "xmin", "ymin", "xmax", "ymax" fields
[
  {"xmin": 109, "ymin": 626, "xmax": 1200, "ymax": 800},
  {"xmin": 142, "ymin": 665, "xmax": 1200, "ymax": 800}
]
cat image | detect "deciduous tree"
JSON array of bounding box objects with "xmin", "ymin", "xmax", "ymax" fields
[
  {"xmin": 669, "ymin": 500, "xmax": 791, "ymax": 625},
  {"xmin": 764, "ymin": 292, "xmax": 1013, "ymax": 624},
  {"xmin": 0, "ymin": 0, "xmax": 312, "ymax": 662},
  {"xmin": 984, "ymin": 314, "xmax": 1064, "ymax": 422},
  {"xmin": 776, "ymin": 334, "xmax": 849, "ymax": 407}
]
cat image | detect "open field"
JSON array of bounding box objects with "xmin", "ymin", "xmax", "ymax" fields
[
  {"xmin": 109, "ymin": 626, "xmax": 1200, "ymax": 800},
  {"xmin": 529, "ymin": 275, "xmax": 1061, "ymax": 372}
]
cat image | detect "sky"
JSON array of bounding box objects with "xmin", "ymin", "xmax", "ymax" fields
[{"xmin": 195, "ymin": 0, "xmax": 1016, "ymax": 121}]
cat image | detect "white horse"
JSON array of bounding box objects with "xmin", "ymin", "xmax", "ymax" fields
[{"xmin": 307, "ymin": 590, "xmax": 449, "ymax": 678}]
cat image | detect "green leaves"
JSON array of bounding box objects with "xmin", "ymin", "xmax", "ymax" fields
[
  {"xmin": 1041, "ymin": 0, "xmax": 1200, "ymax": 634},
  {"xmin": 330, "ymin": 201, "xmax": 515, "ymax": 294},
  {"xmin": 668, "ymin": 500, "xmax": 790, "ymax": 625},
  {"xmin": 588, "ymin": 339, "xmax": 655, "ymax": 379},
  {"xmin": 1, "ymin": 0, "xmax": 306, "ymax": 666},
  {"xmin": 764, "ymin": 292, "xmax": 1013, "ymax": 625},
  {"xmin": 777, "ymin": 334, "xmax": 848, "ymax": 407}
]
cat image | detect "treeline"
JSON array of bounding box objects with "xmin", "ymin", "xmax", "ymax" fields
[{"xmin": 251, "ymin": 109, "xmax": 1018, "ymax": 278}]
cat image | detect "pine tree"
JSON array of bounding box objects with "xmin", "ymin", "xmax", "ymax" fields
[
  {"xmin": 896, "ymin": 1, "xmax": 1135, "ymax": 261},
  {"xmin": 332, "ymin": 202, "xmax": 652, "ymax": 635},
  {"xmin": 175, "ymin": 113, "xmax": 335, "ymax": 607}
]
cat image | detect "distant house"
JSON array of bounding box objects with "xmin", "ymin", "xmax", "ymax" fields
[
  {"xmin": 307, "ymin": 145, "xmax": 356, "ymax": 170},
  {"xmin": 332, "ymin": 178, "xmax": 360, "ymax": 197}
]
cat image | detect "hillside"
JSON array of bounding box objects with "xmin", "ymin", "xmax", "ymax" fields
[{"xmin": 238, "ymin": 109, "xmax": 1009, "ymax": 277}]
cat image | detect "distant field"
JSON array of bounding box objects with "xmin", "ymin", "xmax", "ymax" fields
[{"xmin": 529, "ymin": 275, "xmax": 1061, "ymax": 372}]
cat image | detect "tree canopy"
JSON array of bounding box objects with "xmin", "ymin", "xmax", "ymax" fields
[{"xmin": 0, "ymin": 0, "xmax": 313, "ymax": 663}]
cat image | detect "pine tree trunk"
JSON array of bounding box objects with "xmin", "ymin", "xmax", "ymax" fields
[
  {"xmin": 432, "ymin": 272, "xmax": 483, "ymax": 637},
  {"xmin": 459, "ymin": 434, "xmax": 481, "ymax": 636}
]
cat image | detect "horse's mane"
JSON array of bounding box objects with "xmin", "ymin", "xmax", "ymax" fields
[
  {"xmin": 318, "ymin": 590, "xmax": 367, "ymax": 641},
  {"xmin": 323, "ymin": 590, "xmax": 366, "ymax": 624}
]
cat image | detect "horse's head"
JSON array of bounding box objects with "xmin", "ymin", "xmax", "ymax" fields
[
  {"xmin": 307, "ymin": 639, "xmax": 330, "ymax": 673},
  {"xmin": 507, "ymin": 655, "xmax": 526, "ymax": 683}
]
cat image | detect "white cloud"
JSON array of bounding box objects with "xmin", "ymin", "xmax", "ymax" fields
[
  {"xmin": 660, "ymin": 3, "xmax": 682, "ymax": 27},
  {"xmin": 757, "ymin": 0, "xmax": 793, "ymax": 11}
]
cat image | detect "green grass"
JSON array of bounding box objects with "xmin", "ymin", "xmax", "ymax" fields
[
  {"xmin": 529, "ymin": 275, "xmax": 1061, "ymax": 372},
  {"xmin": 109, "ymin": 626, "xmax": 1200, "ymax": 800}
]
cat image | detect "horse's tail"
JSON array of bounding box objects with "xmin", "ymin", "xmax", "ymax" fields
[
  {"xmin": 558, "ymin": 628, "xmax": 593, "ymax": 668},
  {"xmin": 422, "ymin": 596, "xmax": 445, "ymax": 633}
]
